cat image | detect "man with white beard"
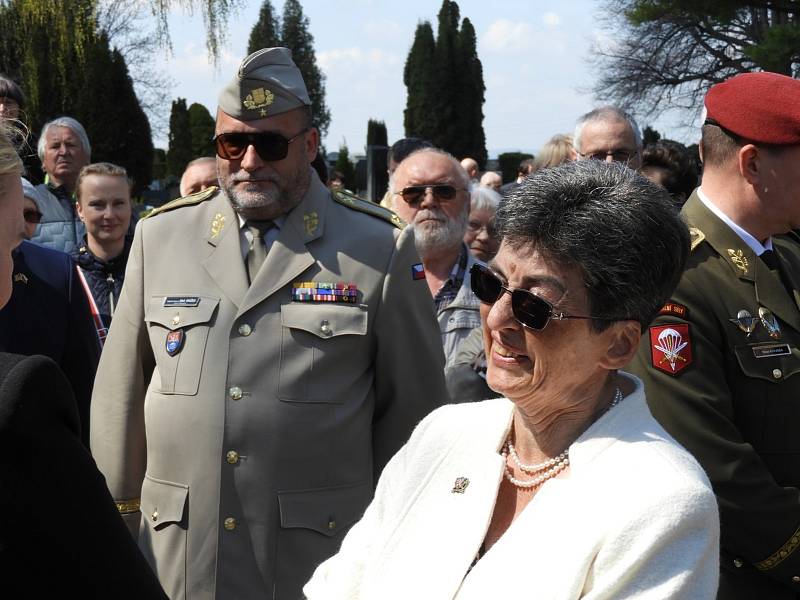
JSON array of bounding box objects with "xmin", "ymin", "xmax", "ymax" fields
[{"xmin": 392, "ymin": 148, "xmax": 481, "ymax": 368}]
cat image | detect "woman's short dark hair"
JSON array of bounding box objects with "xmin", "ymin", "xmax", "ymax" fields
[
  {"xmin": 0, "ymin": 75, "xmax": 24, "ymax": 108},
  {"xmin": 641, "ymin": 139, "xmax": 698, "ymax": 203},
  {"xmin": 496, "ymin": 160, "xmax": 690, "ymax": 332}
]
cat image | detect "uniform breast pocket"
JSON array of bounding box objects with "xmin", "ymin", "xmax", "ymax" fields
[
  {"xmin": 145, "ymin": 295, "xmax": 220, "ymax": 395},
  {"xmin": 278, "ymin": 303, "xmax": 369, "ymax": 403}
]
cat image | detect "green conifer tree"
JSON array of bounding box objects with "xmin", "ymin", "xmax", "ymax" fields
[
  {"xmin": 281, "ymin": 0, "xmax": 331, "ymax": 138},
  {"xmin": 166, "ymin": 98, "xmax": 192, "ymax": 178},
  {"xmin": 432, "ymin": 0, "xmax": 461, "ymax": 153},
  {"xmin": 366, "ymin": 119, "xmax": 388, "ymax": 148},
  {"xmin": 188, "ymin": 103, "xmax": 216, "ymax": 159},
  {"xmin": 403, "ymin": 21, "xmax": 437, "ymax": 140},
  {"xmin": 335, "ymin": 144, "xmax": 356, "ymax": 191},
  {"xmin": 247, "ymin": 0, "xmax": 280, "ymax": 54}
]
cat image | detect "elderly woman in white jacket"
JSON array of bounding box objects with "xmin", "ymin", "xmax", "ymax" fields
[{"xmin": 305, "ymin": 161, "xmax": 719, "ymax": 600}]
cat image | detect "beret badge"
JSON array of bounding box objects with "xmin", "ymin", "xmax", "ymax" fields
[{"xmin": 243, "ymin": 87, "xmax": 275, "ymax": 113}]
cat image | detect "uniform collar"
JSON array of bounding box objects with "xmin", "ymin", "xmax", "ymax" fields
[{"xmin": 696, "ymin": 187, "xmax": 773, "ymax": 255}]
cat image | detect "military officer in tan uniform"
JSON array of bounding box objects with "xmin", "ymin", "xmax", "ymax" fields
[
  {"xmin": 90, "ymin": 48, "xmax": 448, "ymax": 599},
  {"xmin": 629, "ymin": 72, "xmax": 800, "ymax": 599}
]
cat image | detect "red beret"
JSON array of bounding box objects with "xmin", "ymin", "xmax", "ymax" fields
[{"xmin": 704, "ymin": 72, "xmax": 800, "ymax": 145}]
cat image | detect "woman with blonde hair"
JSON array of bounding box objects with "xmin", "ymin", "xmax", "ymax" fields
[{"xmin": 534, "ymin": 133, "xmax": 577, "ymax": 170}]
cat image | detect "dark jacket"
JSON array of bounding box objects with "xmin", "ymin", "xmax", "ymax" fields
[
  {"xmin": 0, "ymin": 241, "xmax": 100, "ymax": 447},
  {"xmin": 0, "ymin": 352, "xmax": 167, "ymax": 598},
  {"xmin": 72, "ymin": 234, "xmax": 132, "ymax": 331}
]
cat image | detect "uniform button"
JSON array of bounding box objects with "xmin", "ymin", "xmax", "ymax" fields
[
  {"xmin": 320, "ymin": 320, "xmax": 332, "ymax": 337},
  {"xmin": 238, "ymin": 324, "xmax": 252, "ymax": 337},
  {"xmin": 229, "ymin": 386, "xmax": 243, "ymax": 401},
  {"xmin": 226, "ymin": 450, "xmax": 240, "ymax": 464},
  {"xmin": 151, "ymin": 510, "xmax": 159, "ymax": 522},
  {"xmin": 773, "ymin": 369, "xmax": 783, "ymax": 379},
  {"xmin": 327, "ymin": 519, "xmax": 336, "ymax": 530},
  {"xmin": 171, "ymin": 314, "xmax": 181, "ymax": 326},
  {"xmin": 733, "ymin": 559, "xmax": 743, "ymax": 568},
  {"xmin": 793, "ymin": 576, "xmax": 800, "ymax": 583},
  {"xmin": 224, "ymin": 517, "xmax": 237, "ymax": 531}
]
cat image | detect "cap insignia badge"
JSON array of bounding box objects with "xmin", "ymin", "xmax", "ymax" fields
[
  {"xmin": 758, "ymin": 306, "xmax": 781, "ymax": 339},
  {"xmin": 727, "ymin": 249, "xmax": 749, "ymax": 274},
  {"xmin": 729, "ymin": 309, "xmax": 757, "ymax": 336},
  {"xmin": 304, "ymin": 212, "xmax": 319, "ymax": 236},
  {"xmin": 13, "ymin": 272, "xmax": 28, "ymax": 284},
  {"xmin": 451, "ymin": 477, "xmax": 470, "ymax": 494},
  {"xmin": 243, "ymin": 87, "xmax": 275, "ymax": 111},
  {"xmin": 210, "ymin": 212, "xmax": 225, "ymax": 238}
]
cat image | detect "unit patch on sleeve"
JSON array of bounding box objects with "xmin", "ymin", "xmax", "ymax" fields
[
  {"xmin": 659, "ymin": 302, "xmax": 688, "ymax": 319},
  {"xmin": 650, "ymin": 323, "xmax": 693, "ymax": 376}
]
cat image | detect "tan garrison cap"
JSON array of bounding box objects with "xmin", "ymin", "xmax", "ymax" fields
[{"xmin": 218, "ymin": 47, "xmax": 311, "ymax": 121}]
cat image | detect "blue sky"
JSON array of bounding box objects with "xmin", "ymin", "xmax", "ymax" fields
[{"xmin": 152, "ymin": 0, "xmax": 699, "ymax": 156}]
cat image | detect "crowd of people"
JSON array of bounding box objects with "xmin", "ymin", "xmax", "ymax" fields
[{"xmin": 0, "ymin": 45, "xmax": 799, "ymax": 600}]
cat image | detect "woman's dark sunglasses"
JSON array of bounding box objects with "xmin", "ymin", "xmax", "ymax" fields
[
  {"xmin": 470, "ymin": 263, "xmax": 600, "ymax": 331},
  {"xmin": 23, "ymin": 209, "xmax": 42, "ymax": 224},
  {"xmin": 396, "ymin": 184, "xmax": 461, "ymax": 206},
  {"xmin": 214, "ymin": 128, "xmax": 309, "ymax": 161}
]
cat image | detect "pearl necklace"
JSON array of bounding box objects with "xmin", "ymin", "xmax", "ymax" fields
[{"xmin": 501, "ymin": 387, "xmax": 623, "ymax": 490}]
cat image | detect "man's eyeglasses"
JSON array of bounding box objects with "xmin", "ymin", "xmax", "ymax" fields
[
  {"xmin": 395, "ymin": 184, "xmax": 462, "ymax": 206},
  {"xmin": 575, "ymin": 149, "xmax": 638, "ymax": 164},
  {"xmin": 23, "ymin": 209, "xmax": 42, "ymax": 224},
  {"xmin": 214, "ymin": 128, "xmax": 309, "ymax": 162},
  {"xmin": 470, "ymin": 263, "xmax": 607, "ymax": 331}
]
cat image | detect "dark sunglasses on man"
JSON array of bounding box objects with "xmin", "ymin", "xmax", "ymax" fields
[
  {"xmin": 395, "ymin": 184, "xmax": 463, "ymax": 206},
  {"xmin": 214, "ymin": 128, "xmax": 309, "ymax": 162},
  {"xmin": 23, "ymin": 208, "xmax": 42, "ymax": 224},
  {"xmin": 470, "ymin": 263, "xmax": 616, "ymax": 331}
]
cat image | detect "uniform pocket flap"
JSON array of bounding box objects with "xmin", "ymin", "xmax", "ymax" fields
[
  {"xmin": 140, "ymin": 475, "xmax": 189, "ymax": 530},
  {"xmin": 734, "ymin": 343, "xmax": 800, "ymax": 383},
  {"xmin": 145, "ymin": 296, "xmax": 220, "ymax": 330},
  {"xmin": 278, "ymin": 481, "xmax": 371, "ymax": 537},
  {"xmin": 442, "ymin": 313, "xmax": 481, "ymax": 333},
  {"xmin": 280, "ymin": 303, "xmax": 368, "ymax": 338}
]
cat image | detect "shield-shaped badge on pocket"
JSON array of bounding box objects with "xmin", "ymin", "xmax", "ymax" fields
[{"xmin": 166, "ymin": 329, "xmax": 185, "ymax": 356}]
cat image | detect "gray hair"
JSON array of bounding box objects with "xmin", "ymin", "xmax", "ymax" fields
[
  {"xmin": 392, "ymin": 147, "xmax": 470, "ymax": 193},
  {"xmin": 573, "ymin": 106, "xmax": 642, "ymax": 152},
  {"xmin": 496, "ymin": 160, "xmax": 689, "ymax": 332},
  {"xmin": 470, "ymin": 185, "xmax": 501, "ymax": 213},
  {"xmin": 37, "ymin": 116, "xmax": 91, "ymax": 162}
]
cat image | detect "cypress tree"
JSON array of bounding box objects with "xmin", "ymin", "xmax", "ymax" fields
[
  {"xmin": 335, "ymin": 144, "xmax": 356, "ymax": 191},
  {"xmin": 456, "ymin": 17, "xmax": 487, "ymax": 167},
  {"xmin": 403, "ymin": 21, "xmax": 437, "ymax": 140},
  {"xmin": 366, "ymin": 119, "xmax": 388, "ymax": 147},
  {"xmin": 247, "ymin": 0, "xmax": 280, "ymax": 54},
  {"xmin": 281, "ymin": 0, "xmax": 331, "ymax": 138},
  {"xmin": 167, "ymin": 98, "xmax": 192, "ymax": 178},
  {"xmin": 432, "ymin": 0, "xmax": 461, "ymax": 154},
  {"xmin": 187, "ymin": 102, "xmax": 216, "ymax": 158}
]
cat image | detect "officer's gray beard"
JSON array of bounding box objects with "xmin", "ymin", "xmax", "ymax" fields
[
  {"xmin": 220, "ymin": 167, "xmax": 310, "ymax": 221},
  {"xmin": 413, "ymin": 206, "xmax": 468, "ymax": 260}
]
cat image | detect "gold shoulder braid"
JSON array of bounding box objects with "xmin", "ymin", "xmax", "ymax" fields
[
  {"xmin": 145, "ymin": 186, "xmax": 218, "ymax": 219},
  {"xmin": 331, "ymin": 189, "xmax": 405, "ymax": 229}
]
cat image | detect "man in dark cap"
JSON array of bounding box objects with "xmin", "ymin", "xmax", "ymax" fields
[
  {"xmin": 629, "ymin": 71, "xmax": 800, "ymax": 598},
  {"xmin": 91, "ymin": 47, "xmax": 447, "ymax": 599}
]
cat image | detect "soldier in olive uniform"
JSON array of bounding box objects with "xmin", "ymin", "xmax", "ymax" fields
[
  {"xmin": 90, "ymin": 48, "xmax": 448, "ymax": 599},
  {"xmin": 629, "ymin": 72, "xmax": 800, "ymax": 599}
]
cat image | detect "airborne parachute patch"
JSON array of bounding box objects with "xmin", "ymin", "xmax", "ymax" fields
[{"xmin": 650, "ymin": 324, "xmax": 693, "ymax": 376}]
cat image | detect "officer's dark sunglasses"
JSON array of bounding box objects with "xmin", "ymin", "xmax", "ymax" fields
[
  {"xmin": 396, "ymin": 184, "xmax": 462, "ymax": 206},
  {"xmin": 214, "ymin": 128, "xmax": 309, "ymax": 161},
  {"xmin": 470, "ymin": 263, "xmax": 604, "ymax": 331}
]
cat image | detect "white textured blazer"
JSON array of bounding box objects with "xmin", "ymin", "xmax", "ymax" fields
[{"xmin": 304, "ymin": 373, "xmax": 720, "ymax": 599}]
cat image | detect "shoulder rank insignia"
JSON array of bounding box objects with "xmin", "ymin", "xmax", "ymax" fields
[
  {"xmin": 331, "ymin": 190, "xmax": 405, "ymax": 229},
  {"xmin": 650, "ymin": 324, "xmax": 693, "ymax": 376},
  {"xmin": 145, "ymin": 186, "xmax": 218, "ymax": 219},
  {"xmin": 689, "ymin": 227, "xmax": 705, "ymax": 252}
]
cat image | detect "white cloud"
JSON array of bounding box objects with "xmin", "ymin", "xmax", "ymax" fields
[
  {"xmin": 542, "ymin": 12, "xmax": 561, "ymax": 28},
  {"xmin": 481, "ymin": 19, "xmax": 534, "ymax": 53},
  {"xmin": 363, "ymin": 19, "xmax": 404, "ymax": 42},
  {"xmin": 317, "ymin": 47, "xmax": 401, "ymax": 73}
]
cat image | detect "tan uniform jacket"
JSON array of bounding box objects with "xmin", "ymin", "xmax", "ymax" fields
[
  {"xmin": 90, "ymin": 174, "xmax": 448, "ymax": 599},
  {"xmin": 629, "ymin": 191, "xmax": 800, "ymax": 598}
]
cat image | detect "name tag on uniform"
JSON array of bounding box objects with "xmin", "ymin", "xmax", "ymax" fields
[
  {"xmin": 163, "ymin": 296, "xmax": 201, "ymax": 307},
  {"xmin": 752, "ymin": 343, "xmax": 792, "ymax": 359}
]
